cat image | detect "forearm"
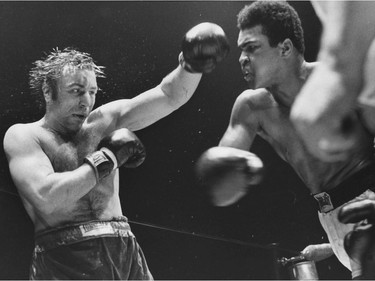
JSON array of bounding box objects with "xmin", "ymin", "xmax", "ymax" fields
[
  {"xmin": 37, "ymin": 163, "xmax": 97, "ymax": 213},
  {"xmin": 301, "ymin": 243, "xmax": 334, "ymax": 261},
  {"xmin": 315, "ymin": 243, "xmax": 333, "ymax": 255},
  {"xmin": 160, "ymin": 65, "xmax": 202, "ymax": 108},
  {"xmin": 319, "ymin": 1, "xmax": 375, "ymax": 85},
  {"xmin": 219, "ymin": 124, "xmax": 256, "ymax": 151}
]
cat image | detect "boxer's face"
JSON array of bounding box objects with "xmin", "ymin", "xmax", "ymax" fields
[
  {"xmin": 238, "ymin": 25, "xmax": 283, "ymax": 89},
  {"xmin": 47, "ymin": 68, "xmax": 98, "ymax": 134}
]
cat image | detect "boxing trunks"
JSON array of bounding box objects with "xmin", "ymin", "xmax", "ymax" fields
[
  {"xmin": 30, "ymin": 216, "xmax": 153, "ymax": 280},
  {"xmin": 313, "ymin": 163, "xmax": 375, "ymax": 279}
]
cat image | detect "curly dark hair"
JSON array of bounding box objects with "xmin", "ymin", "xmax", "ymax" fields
[
  {"xmin": 237, "ymin": 1, "xmax": 305, "ymax": 55},
  {"xmin": 29, "ymin": 47, "xmax": 105, "ymax": 108}
]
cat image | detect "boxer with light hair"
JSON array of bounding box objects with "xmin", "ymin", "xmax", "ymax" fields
[{"xmin": 3, "ymin": 21, "xmax": 229, "ymax": 280}]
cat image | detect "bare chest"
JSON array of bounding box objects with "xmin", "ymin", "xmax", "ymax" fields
[
  {"xmin": 255, "ymin": 106, "xmax": 373, "ymax": 191},
  {"xmin": 258, "ymin": 106, "xmax": 305, "ymax": 161},
  {"xmin": 42, "ymin": 129, "xmax": 101, "ymax": 173},
  {"xmin": 33, "ymin": 124, "xmax": 120, "ymax": 222}
]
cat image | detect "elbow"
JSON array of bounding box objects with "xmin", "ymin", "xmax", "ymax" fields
[
  {"xmin": 35, "ymin": 196, "xmax": 59, "ymax": 216},
  {"xmin": 160, "ymin": 82, "xmax": 191, "ymax": 110},
  {"xmin": 33, "ymin": 187, "xmax": 62, "ymax": 216}
]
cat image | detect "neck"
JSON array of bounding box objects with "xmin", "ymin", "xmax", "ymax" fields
[
  {"xmin": 41, "ymin": 115, "xmax": 80, "ymax": 141},
  {"xmin": 268, "ymin": 58, "xmax": 312, "ymax": 107}
]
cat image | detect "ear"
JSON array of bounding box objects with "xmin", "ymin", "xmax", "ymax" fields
[
  {"xmin": 278, "ymin": 38, "xmax": 293, "ymax": 57},
  {"xmin": 42, "ymin": 81, "xmax": 52, "ymax": 104}
]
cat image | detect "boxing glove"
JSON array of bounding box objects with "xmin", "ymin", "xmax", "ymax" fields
[
  {"xmin": 180, "ymin": 22, "xmax": 230, "ymax": 73},
  {"xmin": 85, "ymin": 128, "xmax": 146, "ymax": 182},
  {"xmin": 338, "ymin": 199, "xmax": 375, "ymax": 271},
  {"xmin": 195, "ymin": 146, "xmax": 264, "ymax": 206},
  {"xmin": 343, "ymin": 224, "xmax": 374, "ymax": 265}
]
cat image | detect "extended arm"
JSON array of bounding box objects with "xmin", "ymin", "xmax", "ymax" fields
[
  {"xmin": 291, "ymin": 1, "xmax": 375, "ymax": 162},
  {"xmin": 301, "ymin": 243, "xmax": 334, "ymax": 262},
  {"xmin": 305, "ymin": 1, "xmax": 375, "ymax": 105},
  {"xmin": 95, "ymin": 22, "xmax": 230, "ymax": 133},
  {"xmin": 318, "ymin": 1, "xmax": 375, "ymax": 83},
  {"xmin": 196, "ymin": 92, "xmax": 264, "ymax": 206},
  {"xmin": 98, "ymin": 65, "xmax": 202, "ymax": 132},
  {"xmin": 219, "ymin": 92, "xmax": 258, "ymax": 150}
]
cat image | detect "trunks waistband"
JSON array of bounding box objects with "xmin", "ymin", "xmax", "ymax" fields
[
  {"xmin": 34, "ymin": 216, "xmax": 134, "ymax": 253},
  {"xmin": 313, "ymin": 163, "xmax": 375, "ymax": 213}
]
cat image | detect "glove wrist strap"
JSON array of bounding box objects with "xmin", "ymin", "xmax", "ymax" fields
[
  {"xmin": 100, "ymin": 147, "xmax": 118, "ymax": 170},
  {"xmin": 84, "ymin": 151, "xmax": 115, "ymax": 183}
]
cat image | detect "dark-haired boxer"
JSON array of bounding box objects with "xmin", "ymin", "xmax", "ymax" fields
[
  {"xmin": 3, "ymin": 22, "xmax": 229, "ymax": 280},
  {"xmin": 195, "ymin": 2, "xmax": 375, "ymax": 279}
]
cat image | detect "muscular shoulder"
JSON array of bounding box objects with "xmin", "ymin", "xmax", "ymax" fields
[
  {"xmin": 229, "ymin": 88, "xmax": 275, "ymax": 129},
  {"xmin": 4, "ymin": 123, "xmax": 37, "ymax": 143},
  {"xmin": 3, "ymin": 122, "xmax": 41, "ymax": 156},
  {"xmin": 234, "ymin": 88, "xmax": 275, "ymax": 111}
]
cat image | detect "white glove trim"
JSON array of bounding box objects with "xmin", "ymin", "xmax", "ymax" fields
[{"xmin": 100, "ymin": 147, "xmax": 118, "ymax": 170}]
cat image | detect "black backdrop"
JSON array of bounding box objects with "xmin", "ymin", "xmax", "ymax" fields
[{"xmin": 0, "ymin": 1, "xmax": 351, "ymax": 279}]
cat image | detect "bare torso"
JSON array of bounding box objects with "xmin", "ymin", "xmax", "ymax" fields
[
  {"xmin": 250, "ymin": 90, "xmax": 374, "ymax": 193},
  {"xmin": 19, "ymin": 117, "xmax": 123, "ymax": 232}
]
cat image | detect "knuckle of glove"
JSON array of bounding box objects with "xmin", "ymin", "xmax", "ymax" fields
[
  {"xmin": 344, "ymin": 224, "xmax": 374, "ymax": 262},
  {"xmin": 195, "ymin": 156, "xmax": 234, "ymax": 187},
  {"xmin": 99, "ymin": 128, "xmax": 146, "ymax": 169},
  {"xmin": 338, "ymin": 199, "xmax": 375, "ymax": 224},
  {"xmin": 195, "ymin": 147, "xmax": 262, "ymax": 187},
  {"xmin": 244, "ymin": 155, "xmax": 264, "ymax": 184},
  {"xmin": 181, "ymin": 22, "xmax": 230, "ymax": 73},
  {"xmin": 123, "ymin": 142, "xmax": 146, "ymax": 168}
]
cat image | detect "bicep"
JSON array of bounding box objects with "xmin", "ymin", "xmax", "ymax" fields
[
  {"xmin": 219, "ymin": 122, "xmax": 255, "ymax": 150},
  {"xmin": 310, "ymin": 0, "xmax": 329, "ymax": 24},
  {"xmin": 99, "ymin": 86, "xmax": 179, "ymax": 132},
  {"xmin": 4, "ymin": 132, "xmax": 53, "ymax": 201},
  {"xmin": 219, "ymin": 96, "xmax": 258, "ymax": 150}
]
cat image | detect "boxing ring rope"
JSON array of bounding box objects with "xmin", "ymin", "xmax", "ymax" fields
[
  {"xmin": 128, "ymin": 219, "xmax": 321, "ymax": 279},
  {"xmin": 0, "ymin": 189, "xmax": 300, "ymax": 255},
  {"xmin": 1, "ymin": 189, "xmax": 321, "ymax": 279},
  {"xmin": 0, "ymin": 189, "xmax": 20, "ymax": 197},
  {"xmin": 128, "ymin": 219, "xmax": 300, "ymax": 256}
]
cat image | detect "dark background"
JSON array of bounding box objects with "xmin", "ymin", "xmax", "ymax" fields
[{"xmin": 0, "ymin": 1, "xmax": 351, "ymax": 279}]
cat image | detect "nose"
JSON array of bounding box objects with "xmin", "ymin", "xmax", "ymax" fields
[
  {"xmin": 239, "ymin": 53, "xmax": 250, "ymax": 67},
  {"xmin": 79, "ymin": 91, "xmax": 92, "ymax": 108}
]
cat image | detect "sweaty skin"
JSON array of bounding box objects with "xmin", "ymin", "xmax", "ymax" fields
[
  {"xmin": 219, "ymin": 26, "xmax": 374, "ymax": 196},
  {"xmin": 216, "ymin": 5, "xmax": 375, "ymax": 277},
  {"xmin": 4, "ymin": 66, "xmax": 202, "ymax": 232}
]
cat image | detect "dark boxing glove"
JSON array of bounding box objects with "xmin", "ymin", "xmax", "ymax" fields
[
  {"xmin": 84, "ymin": 128, "xmax": 146, "ymax": 182},
  {"xmin": 195, "ymin": 146, "xmax": 264, "ymax": 206},
  {"xmin": 338, "ymin": 199, "xmax": 375, "ymax": 276},
  {"xmin": 180, "ymin": 22, "xmax": 230, "ymax": 74}
]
